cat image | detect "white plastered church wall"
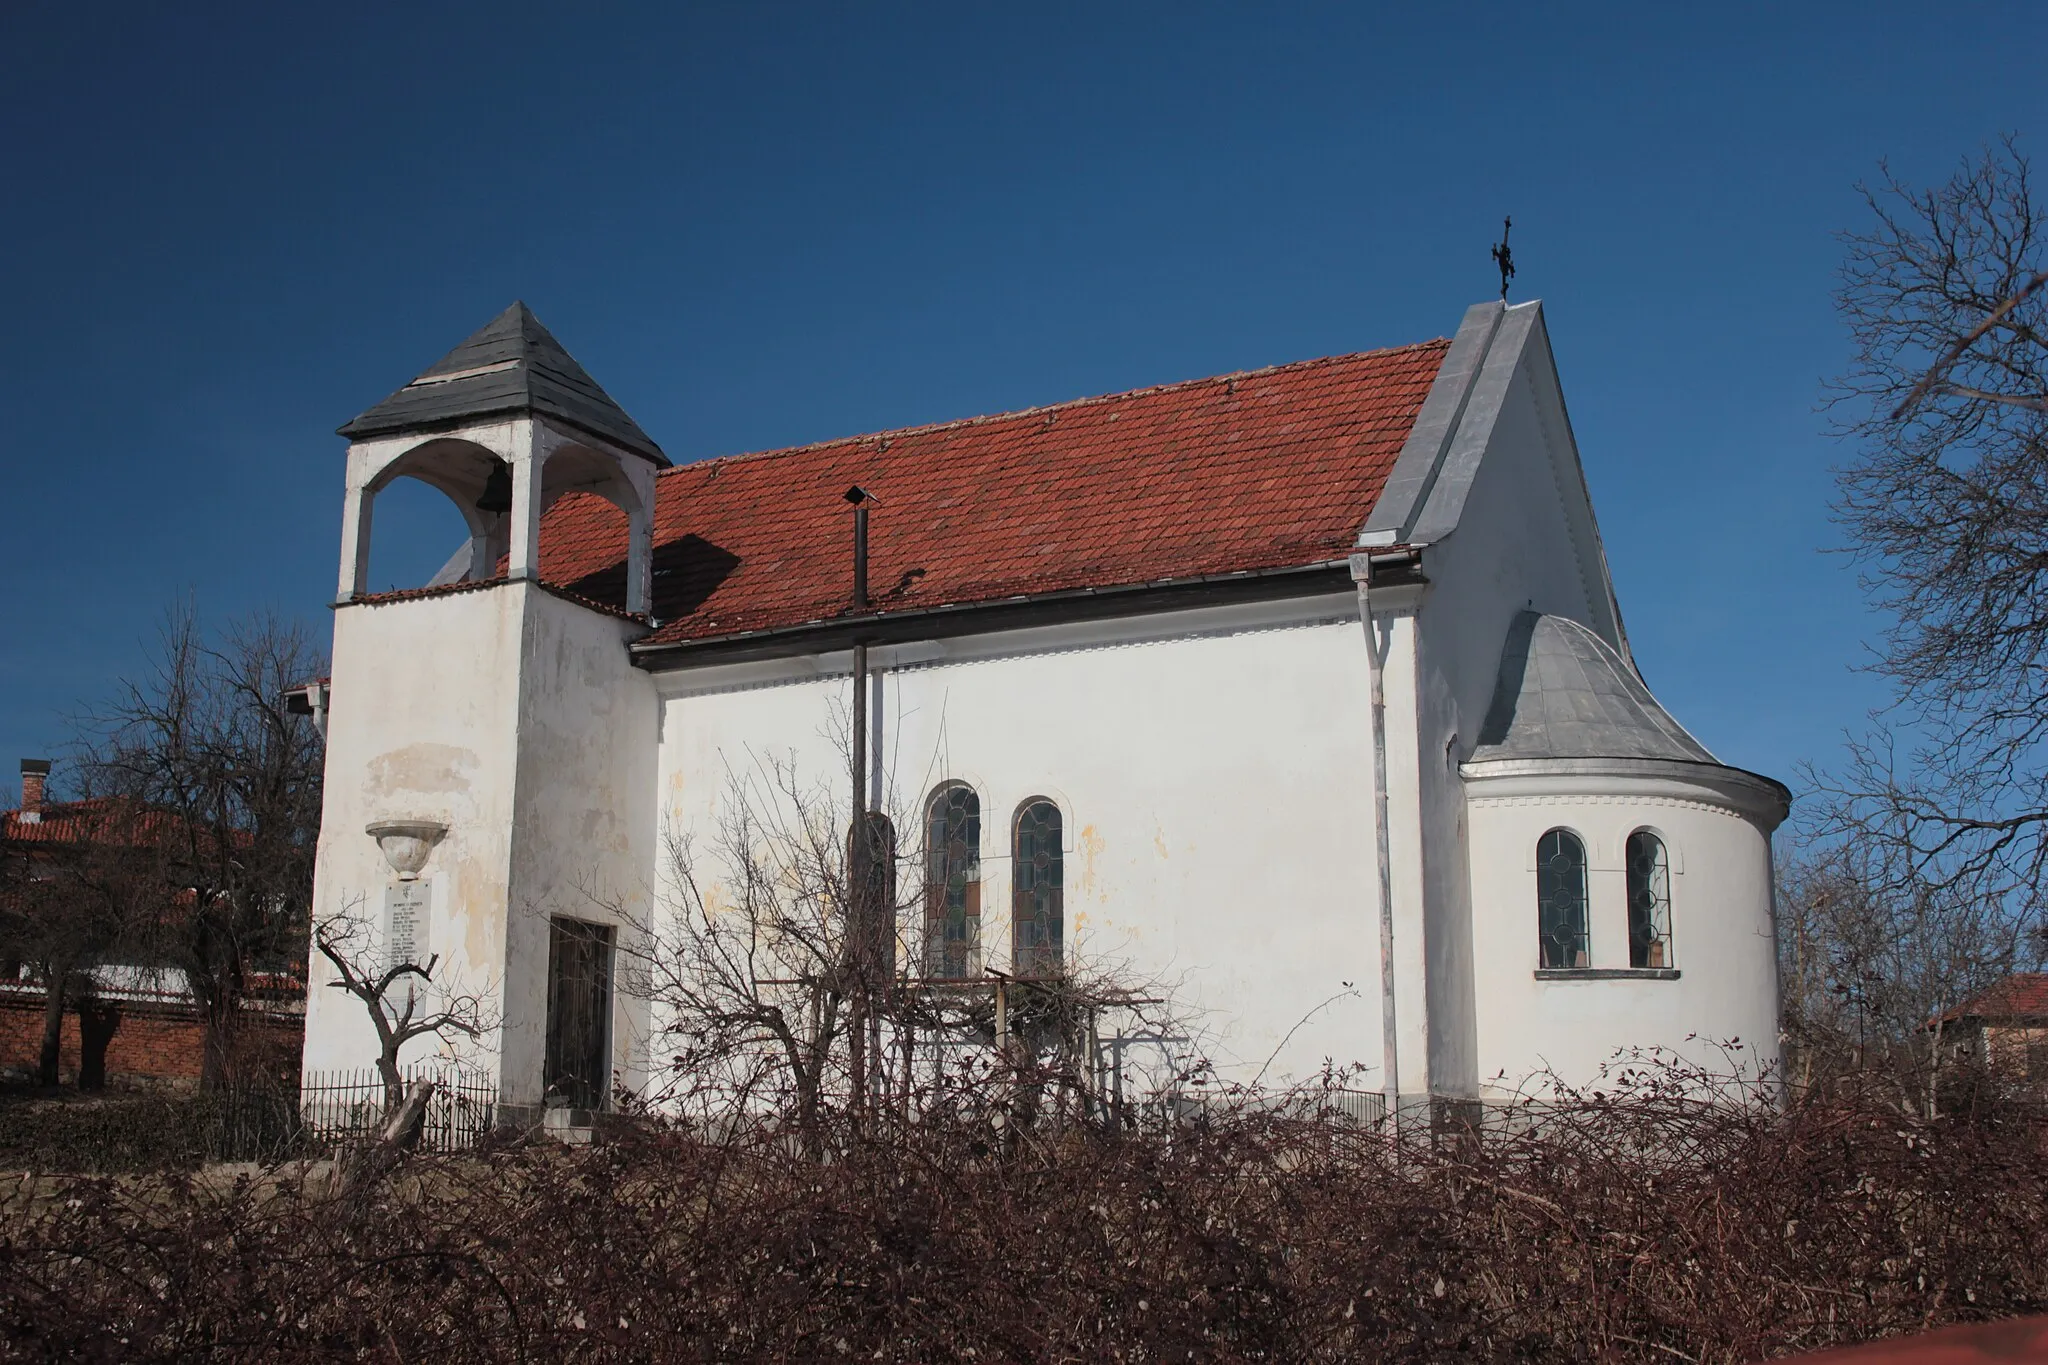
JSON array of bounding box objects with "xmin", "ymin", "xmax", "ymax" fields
[
  {"xmin": 301, "ymin": 296, "xmax": 1787, "ymax": 1113},
  {"xmin": 1461, "ymin": 766, "xmax": 1781, "ymax": 1095},
  {"xmin": 1412, "ymin": 306, "xmax": 1636, "ymax": 1097},
  {"xmin": 1349, "ymin": 302, "xmax": 1636, "ymax": 1102},
  {"xmin": 648, "ymin": 598, "xmax": 1390, "ymax": 1095},
  {"xmin": 302, "ymin": 586, "xmax": 528, "ymax": 1084},
  {"xmin": 500, "ymin": 587, "xmax": 660, "ymax": 1109},
  {"xmin": 1386, "ymin": 303, "xmax": 1783, "ymax": 1096},
  {"xmin": 302, "ymin": 582, "xmax": 659, "ymax": 1108}
]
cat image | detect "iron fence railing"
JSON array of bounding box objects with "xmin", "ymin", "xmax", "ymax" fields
[{"xmin": 299, "ymin": 1068, "xmax": 497, "ymax": 1153}]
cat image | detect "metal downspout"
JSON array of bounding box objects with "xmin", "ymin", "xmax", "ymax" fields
[{"xmin": 1351, "ymin": 557, "xmax": 1400, "ymax": 1115}]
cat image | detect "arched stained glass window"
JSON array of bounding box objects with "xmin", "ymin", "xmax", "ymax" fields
[
  {"xmin": 924, "ymin": 784, "xmax": 981, "ymax": 979},
  {"xmin": 1626, "ymin": 830, "xmax": 1673, "ymax": 969},
  {"xmin": 1012, "ymin": 801, "xmax": 1064, "ymax": 978},
  {"xmin": 1536, "ymin": 829, "xmax": 1590, "ymax": 969}
]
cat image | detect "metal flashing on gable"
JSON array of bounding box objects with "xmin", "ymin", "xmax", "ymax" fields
[
  {"xmin": 1405, "ymin": 301, "xmax": 1541, "ymax": 546},
  {"xmin": 1358, "ymin": 300, "xmax": 1511, "ymax": 546},
  {"xmin": 1360, "ymin": 299, "xmax": 1630, "ymax": 658}
]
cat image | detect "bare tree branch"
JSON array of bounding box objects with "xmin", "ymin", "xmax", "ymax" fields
[
  {"xmin": 69, "ymin": 605, "xmax": 327, "ymax": 1088},
  {"xmin": 1808, "ymin": 137, "xmax": 2048, "ymax": 1021},
  {"xmin": 314, "ymin": 902, "xmax": 492, "ymax": 1114},
  {"xmin": 1890, "ymin": 268, "xmax": 2048, "ymax": 419}
]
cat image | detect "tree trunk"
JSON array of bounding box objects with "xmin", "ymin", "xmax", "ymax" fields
[
  {"xmin": 1925, "ymin": 1020, "xmax": 1946, "ymax": 1120},
  {"xmin": 795, "ymin": 1068, "xmax": 825, "ymax": 1159},
  {"xmin": 999, "ymin": 1035, "xmax": 1043, "ymax": 1160},
  {"xmin": 326, "ymin": 1079, "xmax": 436, "ymax": 1200},
  {"xmin": 35, "ymin": 964, "xmax": 70, "ymax": 1088},
  {"xmin": 377, "ymin": 1052, "xmax": 405, "ymax": 1116},
  {"xmin": 381, "ymin": 1077, "xmax": 436, "ymax": 1149},
  {"xmin": 198, "ymin": 991, "xmax": 238, "ymax": 1091},
  {"xmin": 75, "ymin": 997, "xmax": 121, "ymax": 1092}
]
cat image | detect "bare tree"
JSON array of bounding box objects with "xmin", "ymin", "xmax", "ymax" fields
[
  {"xmin": 616, "ymin": 746, "xmax": 1181, "ymax": 1155},
  {"xmin": 616, "ymin": 750, "xmax": 877, "ymax": 1154},
  {"xmin": 0, "ymin": 788, "xmax": 172, "ymax": 1088},
  {"xmin": 313, "ymin": 902, "xmax": 492, "ymax": 1114},
  {"xmin": 1776, "ymin": 840, "xmax": 2030, "ymax": 1113},
  {"xmin": 74, "ymin": 605, "xmax": 326, "ymax": 1088},
  {"xmin": 1804, "ymin": 138, "xmax": 2048, "ymax": 1046}
]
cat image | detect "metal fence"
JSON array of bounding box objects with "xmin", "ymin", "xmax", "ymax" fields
[
  {"xmin": 1150, "ymin": 1087, "xmax": 1392, "ymax": 1129},
  {"xmin": 299, "ymin": 1068, "xmax": 498, "ymax": 1153}
]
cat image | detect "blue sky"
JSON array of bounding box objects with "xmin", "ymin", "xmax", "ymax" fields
[{"xmin": 2, "ymin": 2, "xmax": 2043, "ymax": 799}]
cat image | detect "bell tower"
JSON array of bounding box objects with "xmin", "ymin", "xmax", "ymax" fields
[
  {"xmin": 303, "ymin": 304, "xmax": 667, "ymax": 1121},
  {"xmin": 333, "ymin": 301, "xmax": 666, "ymax": 611}
]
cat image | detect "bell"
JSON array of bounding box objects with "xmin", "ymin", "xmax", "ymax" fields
[{"xmin": 474, "ymin": 461, "xmax": 513, "ymax": 515}]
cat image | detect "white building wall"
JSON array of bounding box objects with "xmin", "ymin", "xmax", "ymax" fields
[
  {"xmin": 301, "ymin": 582, "xmax": 658, "ymax": 1109},
  {"xmin": 303, "ymin": 585, "xmax": 528, "ymax": 1083},
  {"xmin": 651, "ymin": 599, "xmax": 1391, "ymax": 1093},
  {"xmin": 1408, "ymin": 314, "xmax": 1785, "ymax": 1095},
  {"xmin": 1462, "ymin": 774, "xmax": 1782, "ymax": 1093},
  {"xmin": 1404, "ymin": 341, "xmax": 1636, "ymax": 1096},
  {"xmin": 500, "ymin": 588, "xmax": 660, "ymax": 1108}
]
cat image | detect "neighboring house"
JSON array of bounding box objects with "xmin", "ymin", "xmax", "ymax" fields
[
  {"xmin": 300, "ymin": 298, "xmax": 1788, "ymax": 1119},
  {"xmin": 0, "ymin": 761, "xmax": 304, "ymax": 1088},
  {"xmin": 1939, "ymin": 974, "xmax": 2048, "ymax": 1087}
]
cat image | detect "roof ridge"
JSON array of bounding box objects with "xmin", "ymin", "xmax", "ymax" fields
[{"xmin": 654, "ymin": 339, "xmax": 1451, "ymax": 478}]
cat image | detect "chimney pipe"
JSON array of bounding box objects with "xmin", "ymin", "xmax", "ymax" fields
[
  {"xmin": 844, "ymin": 485, "xmax": 874, "ymax": 610},
  {"xmin": 19, "ymin": 759, "xmax": 50, "ymax": 823}
]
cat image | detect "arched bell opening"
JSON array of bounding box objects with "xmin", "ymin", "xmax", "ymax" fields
[
  {"xmin": 332, "ymin": 303, "xmax": 668, "ymax": 609},
  {"xmin": 337, "ymin": 427, "xmax": 656, "ymax": 613},
  {"xmin": 538, "ymin": 490, "xmax": 639, "ymax": 610},
  {"xmin": 533, "ymin": 440, "xmax": 655, "ymax": 616},
  {"xmin": 343, "ymin": 437, "xmax": 514, "ymax": 596},
  {"xmin": 363, "ymin": 476, "xmax": 487, "ymax": 592}
]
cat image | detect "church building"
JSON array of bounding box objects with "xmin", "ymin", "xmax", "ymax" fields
[{"xmin": 299, "ymin": 298, "xmax": 1788, "ymax": 1119}]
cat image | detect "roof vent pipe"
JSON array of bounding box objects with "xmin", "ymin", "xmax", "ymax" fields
[{"xmin": 845, "ymin": 485, "xmax": 875, "ymax": 609}]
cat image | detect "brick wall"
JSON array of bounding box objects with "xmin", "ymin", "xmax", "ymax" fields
[
  {"xmin": 1985, "ymin": 1023, "xmax": 2048, "ymax": 1083},
  {"xmin": 0, "ymin": 994, "xmax": 303, "ymax": 1088}
]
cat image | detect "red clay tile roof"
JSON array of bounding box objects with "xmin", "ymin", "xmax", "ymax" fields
[
  {"xmin": 2, "ymin": 798, "xmax": 174, "ymax": 848},
  {"xmin": 349, "ymin": 576, "xmax": 648, "ymax": 623},
  {"xmin": 532, "ymin": 342, "xmax": 1448, "ymax": 646},
  {"xmin": 1949, "ymin": 974, "xmax": 2048, "ymax": 1022},
  {"xmin": 1, "ymin": 797, "xmax": 243, "ymax": 856}
]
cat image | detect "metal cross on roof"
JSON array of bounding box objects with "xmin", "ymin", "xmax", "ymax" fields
[{"xmin": 1491, "ymin": 216, "xmax": 1516, "ymax": 301}]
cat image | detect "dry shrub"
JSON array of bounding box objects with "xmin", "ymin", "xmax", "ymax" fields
[
  {"xmin": 1, "ymin": 1057, "xmax": 2044, "ymax": 1362},
  {"xmin": 0, "ymin": 1083, "xmax": 301, "ymax": 1175}
]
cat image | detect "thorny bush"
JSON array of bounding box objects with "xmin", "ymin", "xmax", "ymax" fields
[{"xmin": 2, "ymin": 1056, "xmax": 2045, "ymax": 1362}]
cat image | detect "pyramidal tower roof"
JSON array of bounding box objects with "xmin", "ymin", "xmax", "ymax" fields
[
  {"xmin": 338, "ymin": 302, "xmax": 666, "ymax": 464},
  {"xmin": 1469, "ymin": 612, "xmax": 1718, "ymax": 766}
]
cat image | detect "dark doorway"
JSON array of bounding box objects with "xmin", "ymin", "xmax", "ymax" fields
[{"xmin": 544, "ymin": 917, "xmax": 614, "ymax": 1111}]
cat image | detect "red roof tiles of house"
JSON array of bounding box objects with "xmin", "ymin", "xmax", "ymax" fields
[
  {"xmin": 1949, "ymin": 974, "xmax": 2048, "ymax": 1022},
  {"xmin": 2, "ymin": 797, "xmax": 174, "ymax": 848},
  {"xmin": 2, "ymin": 798, "xmax": 246, "ymax": 860},
  {"xmin": 531, "ymin": 341, "xmax": 1449, "ymax": 645}
]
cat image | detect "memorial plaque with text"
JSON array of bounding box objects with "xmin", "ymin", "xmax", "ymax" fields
[{"xmin": 384, "ymin": 880, "xmax": 432, "ymax": 973}]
